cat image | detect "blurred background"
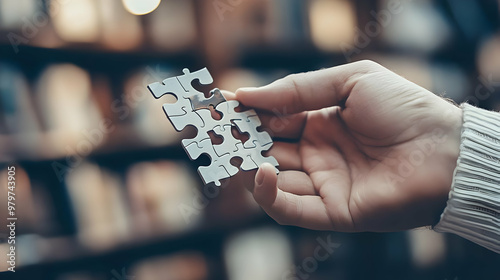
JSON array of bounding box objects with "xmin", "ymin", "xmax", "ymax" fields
[{"xmin": 0, "ymin": 0, "xmax": 500, "ymax": 279}]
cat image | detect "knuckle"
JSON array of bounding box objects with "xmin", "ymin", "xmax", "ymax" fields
[{"xmin": 356, "ymin": 59, "xmax": 383, "ymax": 72}]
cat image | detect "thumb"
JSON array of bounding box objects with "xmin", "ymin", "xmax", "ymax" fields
[{"xmin": 252, "ymin": 163, "xmax": 279, "ymax": 207}]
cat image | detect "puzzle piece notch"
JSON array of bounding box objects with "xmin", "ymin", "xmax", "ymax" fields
[
  {"xmin": 232, "ymin": 115, "xmax": 273, "ymax": 149},
  {"xmin": 198, "ymin": 164, "xmax": 230, "ymax": 186},
  {"xmin": 162, "ymin": 104, "xmax": 204, "ymax": 132},
  {"xmin": 188, "ymin": 88, "xmax": 226, "ymax": 111},
  {"xmin": 189, "ymin": 99, "xmax": 278, "ymax": 176},
  {"xmin": 181, "ymin": 108, "xmax": 223, "ymax": 147},
  {"xmin": 177, "ymin": 68, "xmax": 214, "ymax": 95},
  {"xmin": 161, "ymin": 94, "xmax": 193, "ymax": 117},
  {"xmin": 212, "ymin": 124, "xmax": 242, "ymax": 157},
  {"xmin": 184, "ymin": 138, "xmax": 239, "ymax": 186},
  {"xmin": 232, "ymin": 142, "xmax": 278, "ymax": 172},
  {"xmin": 210, "ymin": 120, "xmax": 278, "ymax": 173},
  {"xmin": 147, "ymin": 76, "xmax": 188, "ymax": 99},
  {"xmin": 181, "ymin": 100, "xmax": 249, "ymax": 149},
  {"xmin": 215, "ymin": 100, "xmax": 257, "ymax": 124},
  {"xmin": 183, "ymin": 138, "xmax": 219, "ymax": 162},
  {"xmin": 149, "ymin": 68, "xmax": 218, "ymax": 117}
]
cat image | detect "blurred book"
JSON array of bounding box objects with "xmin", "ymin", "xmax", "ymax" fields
[
  {"xmin": 98, "ymin": 0, "xmax": 143, "ymax": 51},
  {"xmin": 200, "ymin": 0, "xmax": 307, "ymax": 70},
  {"xmin": 65, "ymin": 162, "xmax": 130, "ymax": 250},
  {"xmin": 35, "ymin": 64, "xmax": 104, "ymax": 158},
  {"xmin": 379, "ymin": 0, "xmax": 452, "ymax": 53},
  {"xmin": 126, "ymin": 161, "xmax": 200, "ymax": 237},
  {"xmin": 0, "ymin": 63, "xmax": 41, "ymax": 160},
  {"xmin": 131, "ymin": 252, "xmax": 208, "ymax": 280},
  {"xmin": 224, "ymin": 227, "xmax": 293, "ymax": 280},
  {"xmin": 0, "ymin": 0, "xmax": 38, "ymax": 29},
  {"xmin": 148, "ymin": 0, "xmax": 197, "ymax": 52}
]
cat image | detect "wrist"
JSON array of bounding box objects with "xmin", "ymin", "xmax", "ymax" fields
[{"xmin": 431, "ymin": 104, "xmax": 463, "ymax": 225}]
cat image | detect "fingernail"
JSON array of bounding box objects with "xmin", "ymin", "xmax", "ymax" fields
[{"xmin": 255, "ymin": 166, "xmax": 265, "ymax": 186}]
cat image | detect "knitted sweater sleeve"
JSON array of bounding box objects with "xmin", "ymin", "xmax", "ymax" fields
[{"xmin": 434, "ymin": 103, "xmax": 500, "ymax": 254}]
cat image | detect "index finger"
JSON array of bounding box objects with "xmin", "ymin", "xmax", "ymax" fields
[{"xmin": 235, "ymin": 60, "xmax": 379, "ymax": 113}]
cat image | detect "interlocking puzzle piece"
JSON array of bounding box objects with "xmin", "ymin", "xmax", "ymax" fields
[
  {"xmin": 215, "ymin": 100, "xmax": 257, "ymax": 124},
  {"xmin": 148, "ymin": 76, "xmax": 192, "ymax": 117},
  {"xmin": 188, "ymin": 88, "xmax": 226, "ymax": 110},
  {"xmin": 177, "ymin": 68, "xmax": 213, "ymax": 95},
  {"xmin": 181, "ymin": 108, "xmax": 221, "ymax": 147},
  {"xmin": 212, "ymin": 124, "xmax": 241, "ymax": 157},
  {"xmin": 148, "ymin": 76, "xmax": 188, "ymax": 99},
  {"xmin": 184, "ymin": 138, "xmax": 238, "ymax": 186},
  {"xmin": 148, "ymin": 67, "xmax": 279, "ymax": 186},
  {"xmin": 162, "ymin": 104, "xmax": 204, "ymax": 132},
  {"xmin": 232, "ymin": 115, "xmax": 272, "ymax": 149},
  {"xmin": 198, "ymin": 165, "xmax": 231, "ymax": 186},
  {"xmin": 162, "ymin": 96, "xmax": 192, "ymax": 117},
  {"xmin": 234, "ymin": 142, "xmax": 278, "ymax": 172},
  {"xmin": 184, "ymin": 138, "xmax": 219, "ymax": 162}
]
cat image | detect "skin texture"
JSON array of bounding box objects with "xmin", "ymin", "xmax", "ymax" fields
[{"xmin": 225, "ymin": 60, "xmax": 463, "ymax": 232}]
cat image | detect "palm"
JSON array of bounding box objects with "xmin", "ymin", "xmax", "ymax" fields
[{"xmin": 299, "ymin": 106, "xmax": 446, "ymax": 232}]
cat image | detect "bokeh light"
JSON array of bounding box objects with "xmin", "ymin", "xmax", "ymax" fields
[
  {"xmin": 309, "ymin": 0, "xmax": 356, "ymax": 51},
  {"xmin": 122, "ymin": 0, "xmax": 161, "ymax": 15}
]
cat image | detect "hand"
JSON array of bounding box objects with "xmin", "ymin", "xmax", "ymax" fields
[{"xmin": 232, "ymin": 60, "xmax": 463, "ymax": 232}]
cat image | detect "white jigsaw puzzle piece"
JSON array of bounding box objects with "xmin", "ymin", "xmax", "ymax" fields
[
  {"xmin": 180, "ymin": 109, "xmax": 212, "ymax": 147},
  {"xmin": 162, "ymin": 95, "xmax": 193, "ymax": 117},
  {"xmin": 232, "ymin": 115, "xmax": 272, "ymax": 149},
  {"xmin": 162, "ymin": 104, "xmax": 204, "ymax": 132},
  {"xmin": 234, "ymin": 142, "xmax": 279, "ymax": 172},
  {"xmin": 198, "ymin": 164, "xmax": 231, "ymax": 186},
  {"xmin": 184, "ymin": 138, "xmax": 239, "ymax": 186},
  {"xmin": 215, "ymin": 100, "xmax": 257, "ymax": 122},
  {"xmin": 148, "ymin": 76, "xmax": 190, "ymax": 99},
  {"xmin": 183, "ymin": 138, "xmax": 218, "ymax": 161},
  {"xmin": 212, "ymin": 124, "xmax": 241, "ymax": 157},
  {"xmin": 181, "ymin": 108, "xmax": 225, "ymax": 147},
  {"xmin": 148, "ymin": 77, "xmax": 192, "ymax": 117},
  {"xmin": 177, "ymin": 68, "xmax": 214, "ymax": 95},
  {"xmin": 188, "ymin": 88, "xmax": 226, "ymax": 111}
]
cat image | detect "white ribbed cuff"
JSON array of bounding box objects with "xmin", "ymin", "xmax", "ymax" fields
[{"xmin": 434, "ymin": 103, "xmax": 500, "ymax": 254}]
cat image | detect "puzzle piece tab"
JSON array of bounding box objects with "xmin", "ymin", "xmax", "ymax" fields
[
  {"xmin": 148, "ymin": 76, "xmax": 188, "ymax": 99},
  {"xmin": 184, "ymin": 138, "xmax": 239, "ymax": 186},
  {"xmin": 188, "ymin": 88, "xmax": 226, "ymax": 110},
  {"xmin": 162, "ymin": 104, "xmax": 204, "ymax": 132},
  {"xmin": 177, "ymin": 68, "xmax": 213, "ymax": 95},
  {"xmin": 215, "ymin": 100, "xmax": 257, "ymax": 123},
  {"xmin": 232, "ymin": 115, "xmax": 273, "ymax": 149},
  {"xmin": 212, "ymin": 124, "xmax": 241, "ymax": 157}
]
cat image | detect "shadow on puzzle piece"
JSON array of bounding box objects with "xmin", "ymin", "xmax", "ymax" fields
[{"xmin": 147, "ymin": 67, "xmax": 279, "ymax": 186}]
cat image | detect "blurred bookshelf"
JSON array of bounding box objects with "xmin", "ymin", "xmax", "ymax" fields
[{"xmin": 1, "ymin": 0, "xmax": 500, "ymax": 280}]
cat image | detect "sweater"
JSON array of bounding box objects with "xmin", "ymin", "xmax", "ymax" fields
[{"xmin": 434, "ymin": 103, "xmax": 500, "ymax": 254}]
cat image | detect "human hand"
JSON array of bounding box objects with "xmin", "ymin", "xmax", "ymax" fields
[{"xmin": 233, "ymin": 60, "xmax": 463, "ymax": 232}]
